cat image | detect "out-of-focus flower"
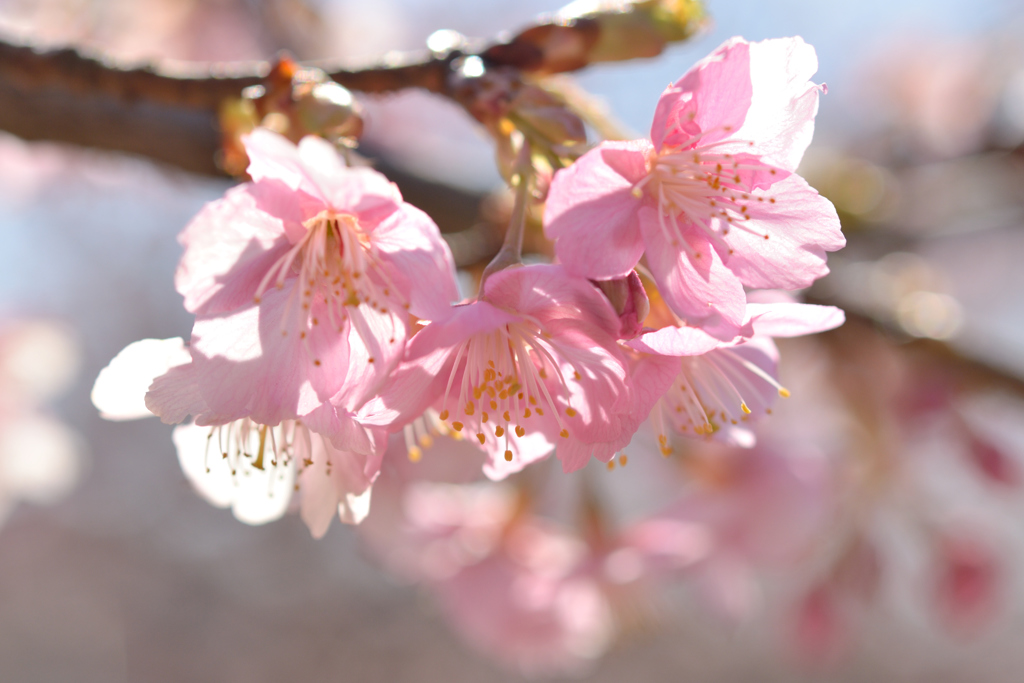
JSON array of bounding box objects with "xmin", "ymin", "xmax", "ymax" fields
[
  {"xmin": 0, "ymin": 320, "xmax": 83, "ymax": 524},
  {"xmin": 360, "ymin": 443, "xmax": 616, "ymax": 677},
  {"xmin": 544, "ymin": 36, "xmax": 843, "ymax": 333},
  {"xmin": 931, "ymin": 530, "xmax": 1000, "ymax": 635},
  {"xmin": 624, "ymin": 444, "xmax": 830, "ymax": 620}
]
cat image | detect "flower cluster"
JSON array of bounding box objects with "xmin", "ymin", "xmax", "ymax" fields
[{"xmin": 93, "ymin": 36, "xmax": 845, "ymax": 542}]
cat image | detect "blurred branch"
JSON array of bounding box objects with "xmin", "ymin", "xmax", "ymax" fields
[{"xmin": 0, "ymin": 0, "xmax": 704, "ymax": 175}]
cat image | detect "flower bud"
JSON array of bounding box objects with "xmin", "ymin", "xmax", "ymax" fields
[{"xmin": 593, "ymin": 271, "xmax": 649, "ymax": 339}]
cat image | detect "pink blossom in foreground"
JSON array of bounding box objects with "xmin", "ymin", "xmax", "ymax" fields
[
  {"xmin": 544, "ymin": 37, "xmax": 844, "ymax": 332},
  {"xmin": 92, "ymin": 337, "xmax": 384, "ymax": 533},
  {"xmin": 627, "ymin": 298, "xmax": 845, "ymax": 448},
  {"xmin": 366, "ymin": 264, "xmax": 638, "ymax": 476},
  {"xmin": 175, "ymin": 129, "xmax": 459, "ymax": 426}
]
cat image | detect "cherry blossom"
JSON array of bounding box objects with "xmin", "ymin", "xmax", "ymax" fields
[
  {"xmin": 175, "ymin": 129, "xmax": 459, "ymax": 426},
  {"xmin": 92, "ymin": 337, "xmax": 385, "ymax": 533},
  {"xmin": 366, "ymin": 264, "xmax": 638, "ymax": 476},
  {"xmin": 544, "ymin": 37, "xmax": 844, "ymax": 332},
  {"xmin": 627, "ymin": 291, "xmax": 845, "ymax": 448}
]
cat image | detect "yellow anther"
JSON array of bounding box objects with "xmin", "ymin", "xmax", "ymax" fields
[
  {"xmin": 495, "ymin": 426, "xmax": 505, "ymax": 437},
  {"xmin": 504, "ymin": 450, "xmax": 513, "ymax": 462},
  {"xmin": 559, "ymin": 429, "xmax": 569, "ymax": 438},
  {"xmin": 439, "ymin": 409, "xmax": 449, "ymax": 421},
  {"xmin": 523, "ymin": 409, "xmax": 531, "ymax": 418},
  {"xmin": 499, "ymin": 390, "xmax": 508, "ymax": 399},
  {"xmin": 515, "ymin": 425, "xmax": 525, "ymax": 438},
  {"xmin": 619, "ymin": 454, "xmax": 628, "ymax": 466},
  {"xmin": 408, "ymin": 446, "xmax": 422, "ymax": 463},
  {"xmin": 465, "ymin": 402, "xmax": 475, "ymax": 415},
  {"xmin": 477, "ymin": 433, "xmax": 486, "ymax": 445},
  {"xmin": 528, "ymin": 396, "xmax": 537, "ymax": 406},
  {"xmin": 419, "ymin": 435, "xmax": 434, "ymax": 449},
  {"xmin": 565, "ymin": 407, "xmax": 577, "ymax": 417},
  {"xmin": 741, "ymin": 403, "xmax": 751, "ymax": 415},
  {"xmin": 490, "ymin": 400, "xmax": 498, "ymax": 410},
  {"xmin": 631, "ymin": 187, "xmax": 643, "ymax": 199},
  {"xmin": 607, "ymin": 461, "xmax": 616, "ymax": 470},
  {"xmin": 503, "ymin": 411, "xmax": 511, "ymax": 422},
  {"xmin": 573, "ymin": 371, "xmax": 581, "ymax": 381},
  {"xmin": 779, "ymin": 388, "xmax": 791, "ymax": 398},
  {"xmin": 452, "ymin": 422, "xmax": 464, "ymax": 432},
  {"xmin": 482, "ymin": 412, "xmax": 489, "ymax": 423},
  {"xmin": 536, "ymin": 408, "xmax": 544, "ymax": 416}
]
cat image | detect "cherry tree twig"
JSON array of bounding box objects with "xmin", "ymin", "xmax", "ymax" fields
[{"xmin": 0, "ymin": 0, "xmax": 703, "ymax": 175}]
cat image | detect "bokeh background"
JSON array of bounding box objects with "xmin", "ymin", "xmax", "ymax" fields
[{"xmin": 2, "ymin": 0, "xmax": 1024, "ymax": 680}]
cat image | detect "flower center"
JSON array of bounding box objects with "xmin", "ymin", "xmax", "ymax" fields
[
  {"xmin": 203, "ymin": 418, "xmax": 296, "ymax": 477},
  {"xmin": 632, "ymin": 132, "xmax": 781, "ymax": 259},
  {"xmin": 253, "ymin": 210, "xmax": 406, "ymax": 361},
  {"xmin": 438, "ymin": 320, "xmax": 578, "ymax": 461}
]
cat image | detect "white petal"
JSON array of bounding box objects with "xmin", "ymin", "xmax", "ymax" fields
[
  {"xmin": 92, "ymin": 338, "xmax": 191, "ymax": 420},
  {"xmin": 172, "ymin": 422, "xmax": 295, "ymax": 525},
  {"xmin": 338, "ymin": 486, "xmax": 372, "ymax": 525}
]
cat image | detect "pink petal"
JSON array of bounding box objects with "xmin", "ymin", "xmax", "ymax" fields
[
  {"xmin": 745, "ymin": 302, "xmax": 845, "ymax": 337},
  {"xmin": 297, "ymin": 136, "xmax": 402, "ymax": 227},
  {"xmin": 717, "ymin": 174, "xmax": 844, "ymax": 290},
  {"xmin": 730, "ymin": 37, "xmax": 823, "ymax": 172},
  {"xmin": 243, "ymin": 129, "xmax": 328, "ymax": 203},
  {"xmin": 482, "ymin": 265, "xmax": 620, "ymax": 336},
  {"xmin": 372, "ymin": 203, "xmax": 459, "ymax": 321},
  {"xmin": 651, "ymin": 37, "xmax": 752, "ymax": 153},
  {"xmin": 359, "ymin": 346, "xmax": 453, "ymax": 428},
  {"xmin": 544, "ymin": 141, "xmax": 649, "ymax": 280},
  {"xmin": 145, "ymin": 362, "xmax": 208, "ymax": 425},
  {"xmin": 627, "ymin": 325, "xmax": 729, "ymax": 357},
  {"xmin": 175, "ymin": 185, "xmax": 291, "ymax": 315},
  {"xmin": 639, "ymin": 206, "xmax": 746, "ymax": 332},
  {"xmin": 297, "ymin": 423, "xmax": 382, "ymax": 538},
  {"xmin": 189, "ymin": 287, "xmax": 402, "ymax": 426}
]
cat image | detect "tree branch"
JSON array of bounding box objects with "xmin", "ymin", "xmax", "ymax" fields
[{"xmin": 0, "ymin": 0, "xmax": 704, "ymax": 175}]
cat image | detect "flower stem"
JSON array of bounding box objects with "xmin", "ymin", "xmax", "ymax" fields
[{"xmin": 481, "ymin": 141, "xmax": 533, "ymax": 289}]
